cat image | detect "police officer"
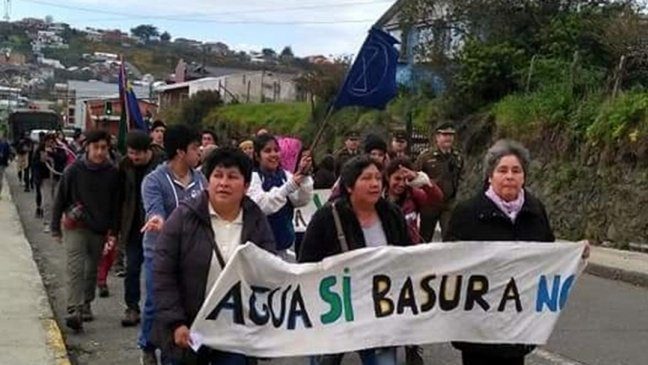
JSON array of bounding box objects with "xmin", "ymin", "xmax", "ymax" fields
[
  {"xmin": 415, "ymin": 122, "xmax": 464, "ymax": 241},
  {"xmin": 389, "ymin": 130, "xmax": 409, "ymax": 159},
  {"xmin": 334, "ymin": 130, "xmax": 361, "ymax": 177}
]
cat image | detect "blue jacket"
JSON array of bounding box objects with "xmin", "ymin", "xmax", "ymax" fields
[
  {"xmin": 0, "ymin": 140, "xmax": 11, "ymax": 167},
  {"xmin": 141, "ymin": 163, "xmax": 207, "ymax": 252}
]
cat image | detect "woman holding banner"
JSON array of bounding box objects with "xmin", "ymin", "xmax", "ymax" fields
[
  {"xmin": 298, "ymin": 155, "xmax": 411, "ymax": 365},
  {"xmin": 152, "ymin": 148, "xmax": 276, "ymax": 365},
  {"xmin": 444, "ymin": 139, "xmax": 589, "ymax": 365},
  {"xmin": 248, "ymin": 134, "xmax": 313, "ymax": 259}
]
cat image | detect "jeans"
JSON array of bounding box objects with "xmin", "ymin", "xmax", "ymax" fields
[
  {"xmin": 63, "ymin": 228, "xmax": 105, "ymax": 312},
  {"xmin": 0, "ymin": 165, "xmax": 5, "ymax": 195},
  {"xmin": 138, "ymin": 247, "xmax": 156, "ymax": 350},
  {"xmin": 310, "ymin": 348, "xmax": 397, "ymax": 365},
  {"xmin": 124, "ymin": 232, "xmax": 144, "ymax": 310}
]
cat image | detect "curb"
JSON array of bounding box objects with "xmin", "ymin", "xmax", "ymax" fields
[
  {"xmin": 43, "ymin": 319, "xmax": 72, "ymax": 365},
  {"xmin": 585, "ymin": 262, "xmax": 648, "ymax": 288},
  {"xmin": 4, "ymin": 176, "xmax": 72, "ymax": 365}
]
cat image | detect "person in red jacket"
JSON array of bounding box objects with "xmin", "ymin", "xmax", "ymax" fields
[
  {"xmin": 384, "ymin": 157, "xmax": 444, "ymax": 244},
  {"xmin": 383, "ymin": 157, "xmax": 444, "ymax": 365}
]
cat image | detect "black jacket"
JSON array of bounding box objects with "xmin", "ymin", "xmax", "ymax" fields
[
  {"xmin": 444, "ymin": 190, "xmax": 555, "ymax": 242},
  {"xmin": 51, "ymin": 157, "xmax": 119, "ymax": 236},
  {"xmin": 152, "ymin": 191, "xmax": 276, "ymax": 358},
  {"xmin": 298, "ymin": 196, "xmax": 412, "ymax": 263},
  {"xmin": 444, "ymin": 190, "xmax": 555, "ymax": 358},
  {"xmin": 116, "ymin": 151, "xmax": 164, "ymax": 245}
]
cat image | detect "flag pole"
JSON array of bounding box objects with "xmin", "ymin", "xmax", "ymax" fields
[{"xmin": 308, "ymin": 104, "xmax": 335, "ymax": 153}]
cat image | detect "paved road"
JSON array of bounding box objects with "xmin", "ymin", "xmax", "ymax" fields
[{"xmin": 7, "ymin": 171, "xmax": 648, "ymax": 365}]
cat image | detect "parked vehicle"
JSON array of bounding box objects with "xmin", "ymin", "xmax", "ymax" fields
[{"xmin": 7, "ymin": 109, "xmax": 61, "ymax": 143}]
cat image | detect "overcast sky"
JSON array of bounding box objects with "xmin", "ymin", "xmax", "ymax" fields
[{"xmin": 10, "ymin": 0, "xmax": 396, "ymax": 56}]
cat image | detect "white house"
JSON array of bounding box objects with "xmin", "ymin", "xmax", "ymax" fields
[{"xmin": 156, "ymin": 71, "xmax": 302, "ymax": 110}]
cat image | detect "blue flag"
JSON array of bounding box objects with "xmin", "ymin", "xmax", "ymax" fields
[
  {"xmin": 118, "ymin": 57, "xmax": 147, "ymax": 131},
  {"xmin": 333, "ymin": 27, "xmax": 400, "ymax": 110}
]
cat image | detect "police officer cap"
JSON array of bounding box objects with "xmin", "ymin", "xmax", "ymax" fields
[
  {"xmin": 345, "ymin": 130, "xmax": 360, "ymax": 139},
  {"xmin": 435, "ymin": 122, "xmax": 456, "ymax": 134},
  {"xmin": 151, "ymin": 120, "xmax": 167, "ymax": 130},
  {"xmin": 392, "ymin": 130, "xmax": 407, "ymax": 141}
]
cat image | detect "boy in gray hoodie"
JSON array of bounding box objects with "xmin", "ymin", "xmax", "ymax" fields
[{"xmin": 138, "ymin": 125, "xmax": 206, "ymax": 365}]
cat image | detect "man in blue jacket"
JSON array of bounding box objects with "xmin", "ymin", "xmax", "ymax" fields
[
  {"xmin": 0, "ymin": 133, "xmax": 12, "ymax": 197},
  {"xmin": 139, "ymin": 125, "xmax": 205, "ymax": 365}
]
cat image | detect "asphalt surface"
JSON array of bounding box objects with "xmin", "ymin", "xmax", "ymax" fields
[{"xmin": 7, "ymin": 170, "xmax": 648, "ymax": 365}]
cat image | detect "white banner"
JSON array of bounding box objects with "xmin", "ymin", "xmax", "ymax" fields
[
  {"xmin": 293, "ymin": 189, "xmax": 331, "ymax": 233},
  {"xmin": 191, "ymin": 241, "xmax": 586, "ymax": 357}
]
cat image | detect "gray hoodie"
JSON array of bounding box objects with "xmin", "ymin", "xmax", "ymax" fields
[{"xmin": 141, "ymin": 162, "xmax": 207, "ymax": 252}]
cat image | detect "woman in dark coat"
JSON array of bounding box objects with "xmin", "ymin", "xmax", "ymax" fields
[
  {"xmin": 298, "ymin": 155, "xmax": 411, "ymax": 365},
  {"xmin": 444, "ymin": 139, "xmax": 588, "ymax": 365},
  {"xmin": 153, "ymin": 148, "xmax": 276, "ymax": 365}
]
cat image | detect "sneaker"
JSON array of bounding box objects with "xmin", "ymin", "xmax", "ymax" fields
[
  {"xmin": 81, "ymin": 303, "xmax": 94, "ymax": 322},
  {"xmin": 114, "ymin": 268, "xmax": 127, "ymax": 278},
  {"xmin": 98, "ymin": 284, "xmax": 109, "ymax": 298},
  {"xmin": 140, "ymin": 350, "xmax": 158, "ymax": 365},
  {"xmin": 405, "ymin": 345, "xmax": 424, "ymax": 365},
  {"xmin": 121, "ymin": 308, "xmax": 141, "ymax": 327},
  {"xmin": 65, "ymin": 311, "xmax": 83, "ymax": 332}
]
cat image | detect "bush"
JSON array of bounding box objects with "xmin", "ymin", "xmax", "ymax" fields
[
  {"xmin": 203, "ymin": 102, "xmax": 311, "ymax": 139},
  {"xmin": 493, "ymin": 83, "xmax": 575, "ymax": 138},
  {"xmin": 586, "ymin": 91, "xmax": 648, "ymax": 144},
  {"xmin": 455, "ymin": 39, "xmax": 527, "ymax": 104}
]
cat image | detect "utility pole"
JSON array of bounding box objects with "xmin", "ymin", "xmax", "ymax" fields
[{"xmin": 3, "ymin": 0, "xmax": 11, "ymax": 22}]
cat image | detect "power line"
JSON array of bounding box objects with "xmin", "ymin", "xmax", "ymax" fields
[
  {"xmin": 78, "ymin": 17, "xmax": 377, "ymax": 25},
  {"xmin": 20, "ymin": 0, "xmax": 390, "ymax": 22}
]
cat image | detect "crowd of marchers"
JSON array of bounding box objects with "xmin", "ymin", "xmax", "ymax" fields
[{"xmin": 0, "ymin": 119, "xmax": 590, "ymax": 365}]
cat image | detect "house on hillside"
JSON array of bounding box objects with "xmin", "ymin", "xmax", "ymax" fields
[
  {"xmin": 174, "ymin": 38, "xmax": 203, "ymax": 49},
  {"xmin": 83, "ymin": 28, "xmax": 102, "ymax": 42},
  {"xmin": 102, "ymin": 30, "xmax": 130, "ymax": 43},
  {"xmin": 304, "ymin": 55, "xmax": 331, "ymax": 65},
  {"xmin": 375, "ymin": 0, "xmax": 464, "ymax": 92},
  {"xmin": 157, "ymin": 70, "xmax": 303, "ymax": 111},
  {"xmin": 204, "ymin": 42, "xmax": 230, "ymax": 56},
  {"xmin": 172, "ymin": 59, "xmax": 246, "ymax": 83}
]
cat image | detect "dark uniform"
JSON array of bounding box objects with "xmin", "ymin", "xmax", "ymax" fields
[
  {"xmin": 334, "ymin": 131, "xmax": 361, "ymax": 177},
  {"xmin": 388, "ymin": 130, "xmax": 409, "ymax": 160},
  {"xmin": 415, "ymin": 126, "xmax": 464, "ymax": 241}
]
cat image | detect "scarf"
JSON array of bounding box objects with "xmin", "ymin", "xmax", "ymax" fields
[
  {"xmin": 485, "ymin": 185, "xmax": 525, "ymax": 222},
  {"xmin": 257, "ymin": 168, "xmax": 295, "ymax": 250}
]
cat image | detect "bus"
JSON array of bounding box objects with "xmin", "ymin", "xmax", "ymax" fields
[{"xmin": 7, "ymin": 109, "xmax": 61, "ymax": 143}]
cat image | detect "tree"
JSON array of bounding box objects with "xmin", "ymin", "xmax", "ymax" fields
[
  {"xmin": 280, "ymin": 46, "xmax": 294, "ymax": 60},
  {"xmin": 178, "ymin": 90, "xmax": 223, "ymax": 127},
  {"xmin": 45, "ymin": 15, "xmax": 54, "ymax": 24},
  {"xmin": 294, "ymin": 56, "xmax": 350, "ymax": 115},
  {"xmin": 397, "ymin": 0, "xmax": 637, "ymax": 110},
  {"xmin": 160, "ymin": 31, "xmax": 171, "ymax": 43},
  {"xmin": 262, "ymin": 48, "xmax": 277, "ymax": 59},
  {"xmin": 130, "ymin": 24, "xmax": 160, "ymax": 43}
]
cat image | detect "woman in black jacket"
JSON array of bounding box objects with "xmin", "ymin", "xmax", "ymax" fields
[
  {"xmin": 298, "ymin": 155, "xmax": 411, "ymax": 365},
  {"xmin": 153, "ymin": 148, "xmax": 276, "ymax": 365},
  {"xmin": 444, "ymin": 139, "xmax": 588, "ymax": 365}
]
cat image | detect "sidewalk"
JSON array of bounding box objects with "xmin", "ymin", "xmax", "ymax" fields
[
  {"xmin": 0, "ymin": 178, "xmax": 71, "ymax": 365},
  {"xmin": 587, "ymin": 245, "xmax": 648, "ymax": 287}
]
